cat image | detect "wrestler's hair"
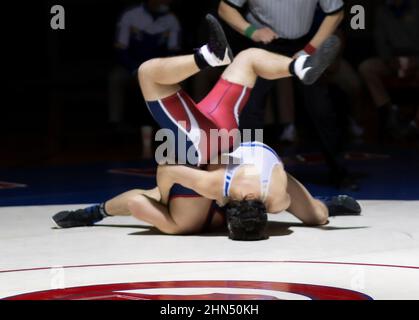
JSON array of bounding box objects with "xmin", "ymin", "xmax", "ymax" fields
[{"xmin": 225, "ymin": 200, "xmax": 268, "ymax": 241}]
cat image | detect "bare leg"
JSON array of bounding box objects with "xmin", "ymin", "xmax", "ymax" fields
[
  {"xmin": 222, "ymin": 48, "xmax": 293, "ymax": 88},
  {"xmin": 138, "ymin": 48, "xmax": 294, "ymax": 102},
  {"xmin": 52, "ymin": 187, "xmax": 162, "ymax": 228},
  {"xmin": 104, "ymin": 188, "xmax": 161, "ymax": 216},
  {"xmin": 127, "ymin": 195, "xmax": 177, "ymax": 233},
  {"xmin": 221, "ymin": 35, "xmax": 340, "ymax": 88},
  {"xmin": 103, "ymin": 174, "xmax": 216, "ymax": 234},
  {"xmin": 138, "ymin": 48, "xmax": 293, "ymax": 101},
  {"xmin": 139, "ymin": 34, "xmax": 339, "ymax": 102},
  {"xmin": 358, "ymin": 57, "xmax": 392, "ymax": 108},
  {"xmin": 128, "ymin": 196, "xmax": 214, "ymax": 235},
  {"xmin": 138, "ymin": 55, "xmax": 200, "ymax": 101},
  {"xmin": 285, "ymin": 173, "xmax": 329, "ymax": 226},
  {"xmin": 137, "ymin": 14, "xmax": 234, "ymax": 101}
]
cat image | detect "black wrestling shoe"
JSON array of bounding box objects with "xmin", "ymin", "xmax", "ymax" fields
[
  {"xmin": 295, "ymin": 35, "xmax": 341, "ymax": 85},
  {"xmin": 195, "ymin": 14, "xmax": 233, "ymax": 68},
  {"xmin": 322, "ymin": 195, "xmax": 362, "ymax": 217},
  {"xmin": 206, "ymin": 14, "xmax": 233, "ymax": 64},
  {"xmin": 52, "ymin": 207, "xmax": 104, "ymax": 229}
]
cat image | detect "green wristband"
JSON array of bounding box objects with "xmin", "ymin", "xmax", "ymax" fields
[{"xmin": 244, "ymin": 25, "xmax": 257, "ymax": 39}]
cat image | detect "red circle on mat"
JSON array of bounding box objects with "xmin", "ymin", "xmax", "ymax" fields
[{"xmin": 5, "ymin": 280, "xmax": 371, "ymax": 300}]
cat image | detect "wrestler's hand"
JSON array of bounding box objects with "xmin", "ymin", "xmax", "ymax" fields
[
  {"xmin": 156, "ymin": 165, "xmax": 174, "ymax": 205},
  {"xmin": 252, "ymin": 27, "xmax": 279, "ymax": 44}
]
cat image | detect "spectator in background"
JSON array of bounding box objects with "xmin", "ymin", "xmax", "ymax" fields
[
  {"xmin": 359, "ymin": 0, "xmax": 419, "ymax": 140},
  {"xmin": 275, "ymin": 30, "xmax": 366, "ymax": 144},
  {"xmin": 325, "ymin": 29, "xmax": 365, "ymax": 139},
  {"xmin": 404, "ymin": 109, "xmax": 419, "ymax": 140},
  {"xmin": 108, "ymin": 0, "xmax": 181, "ymax": 158},
  {"xmin": 276, "ymin": 78, "xmax": 297, "ymax": 143},
  {"xmin": 218, "ymin": 0, "xmax": 359, "ymax": 190}
]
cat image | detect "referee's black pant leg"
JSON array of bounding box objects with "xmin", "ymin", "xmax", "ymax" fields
[
  {"xmin": 299, "ymin": 81, "xmax": 348, "ymax": 180},
  {"xmin": 239, "ymin": 77, "xmax": 275, "ymax": 142}
]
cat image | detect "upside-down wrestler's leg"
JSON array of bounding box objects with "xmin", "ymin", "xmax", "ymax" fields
[
  {"xmin": 138, "ymin": 14, "xmax": 233, "ymax": 102},
  {"xmin": 52, "ymin": 187, "xmax": 161, "ymax": 228},
  {"xmin": 196, "ymin": 37, "xmax": 341, "ymax": 131}
]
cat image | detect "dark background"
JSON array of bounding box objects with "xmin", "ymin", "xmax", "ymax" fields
[{"xmin": 1, "ymin": 0, "xmax": 382, "ymax": 167}]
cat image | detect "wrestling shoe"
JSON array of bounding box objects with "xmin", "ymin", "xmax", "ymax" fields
[
  {"xmin": 195, "ymin": 14, "xmax": 233, "ymax": 68},
  {"xmin": 293, "ymin": 35, "xmax": 341, "ymax": 85},
  {"xmin": 52, "ymin": 205, "xmax": 105, "ymax": 228},
  {"xmin": 320, "ymin": 195, "xmax": 362, "ymax": 217}
]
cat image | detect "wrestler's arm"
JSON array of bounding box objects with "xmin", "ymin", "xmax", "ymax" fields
[
  {"xmin": 264, "ymin": 165, "xmax": 291, "ymax": 214},
  {"xmin": 306, "ymin": 10, "xmax": 344, "ymax": 52},
  {"xmin": 141, "ymin": 187, "xmax": 162, "ymax": 203},
  {"xmin": 284, "ymin": 173, "xmax": 329, "ymax": 225},
  {"xmin": 157, "ymin": 165, "xmax": 223, "ymax": 204}
]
